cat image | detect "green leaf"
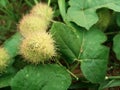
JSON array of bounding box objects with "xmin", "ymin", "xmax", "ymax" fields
[
  {"xmin": 50, "ymin": 22, "xmax": 109, "ymax": 83},
  {"xmin": 0, "ymin": 74, "xmax": 14, "ymax": 88},
  {"xmin": 58, "ymin": 0, "xmax": 66, "ymax": 20},
  {"xmin": 0, "ymin": 66, "xmax": 17, "ymax": 88},
  {"xmin": 95, "ymin": 8, "xmax": 112, "ymax": 31},
  {"xmin": 116, "ymin": 13, "xmax": 120, "ymax": 27},
  {"xmin": 58, "ymin": 0, "xmax": 66, "ymax": 19},
  {"xmin": 11, "ymin": 64, "xmax": 71, "ymax": 90},
  {"xmin": 67, "ymin": 0, "xmax": 120, "ymax": 30},
  {"xmin": 113, "ymin": 34, "xmax": 120, "ymax": 60},
  {"xmin": 99, "ymin": 79, "xmax": 120, "ymax": 90},
  {"xmin": 3, "ymin": 33, "xmax": 23, "ymax": 58},
  {"xmin": 0, "ymin": 0, "xmax": 9, "ymax": 7}
]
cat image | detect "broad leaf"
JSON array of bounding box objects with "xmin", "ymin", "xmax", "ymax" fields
[
  {"xmin": 0, "ymin": 74, "xmax": 15, "ymax": 88},
  {"xmin": 113, "ymin": 34, "xmax": 120, "ymax": 60},
  {"xmin": 67, "ymin": 0, "xmax": 120, "ymax": 30},
  {"xmin": 0, "ymin": 66, "xmax": 17, "ymax": 88},
  {"xmin": 11, "ymin": 64, "xmax": 71, "ymax": 90},
  {"xmin": 0, "ymin": 0, "xmax": 8, "ymax": 7},
  {"xmin": 3, "ymin": 32, "xmax": 23, "ymax": 58},
  {"xmin": 50, "ymin": 22, "xmax": 109, "ymax": 83}
]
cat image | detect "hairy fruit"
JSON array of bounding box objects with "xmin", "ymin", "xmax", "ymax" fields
[
  {"xmin": 0, "ymin": 47, "xmax": 10, "ymax": 73},
  {"xmin": 19, "ymin": 14, "xmax": 48, "ymax": 36},
  {"xmin": 20, "ymin": 32, "xmax": 56, "ymax": 64},
  {"xmin": 30, "ymin": 3, "xmax": 53, "ymax": 21}
]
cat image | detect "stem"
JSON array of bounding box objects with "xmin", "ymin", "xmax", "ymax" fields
[
  {"xmin": 105, "ymin": 31, "xmax": 120, "ymax": 35},
  {"xmin": 67, "ymin": 69, "xmax": 79, "ymax": 80},
  {"xmin": 71, "ymin": 61, "xmax": 79, "ymax": 71},
  {"xmin": 106, "ymin": 76, "xmax": 120, "ymax": 80},
  {"xmin": 50, "ymin": 19, "xmax": 57, "ymax": 23},
  {"xmin": 25, "ymin": 0, "xmax": 33, "ymax": 7},
  {"xmin": 34, "ymin": 0, "xmax": 38, "ymax": 4},
  {"xmin": 48, "ymin": 0, "xmax": 51, "ymax": 6},
  {"xmin": 63, "ymin": 59, "xmax": 70, "ymax": 69},
  {"xmin": 57, "ymin": 61, "xmax": 79, "ymax": 80}
]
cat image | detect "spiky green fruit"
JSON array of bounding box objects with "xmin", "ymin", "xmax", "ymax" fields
[
  {"xmin": 20, "ymin": 32, "xmax": 56, "ymax": 64},
  {"xmin": 30, "ymin": 3, "xmax": 53, "ymax": 21},
  {"xmin": 0, "ymin": 47, "xmax": 10, "ymax": 73},
  {"xmin": 18, "ymin": 14, "xmax": 48, "ymax": 36}
]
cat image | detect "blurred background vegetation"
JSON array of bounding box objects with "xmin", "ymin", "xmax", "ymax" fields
[{"xmin": 0, "ymin": 0, "xmax": 58, "ymax": 45}]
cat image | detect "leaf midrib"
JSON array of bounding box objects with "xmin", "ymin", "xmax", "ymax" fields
[{"xmin": 57, "ymin": 31, "xmax": 78, "ymax": 58}]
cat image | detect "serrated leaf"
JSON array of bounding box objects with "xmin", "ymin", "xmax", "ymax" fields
[
  {"xmin": 50, "ymin": 22, "xmax": 109, "ymax": 83},
  {"xmin": 3, "ymin": 33, "xmax": 23, "ymax": 58},
  {"xmin": 11, "ymin": 64, "xmax": 71, "ymax": 90},
  {"xmin": 67, "ymin": 0, "xmax": 120, "ymax": 30},
  {"xmin": 113, "ymin": 34, "xmax": 120, "ymax": 60},
  {"xmin": 99, "ymin": 79, "xmax": 120, "ymax": 90}
]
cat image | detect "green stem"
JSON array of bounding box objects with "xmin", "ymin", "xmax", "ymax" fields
[
  {"xmin": 67, "ymin": 69, "xmax": 79, "ymax": 80},
  {"xmin": 34, "ymin": 0, "xmax": 38, "ymax": 4},
  {"xmin": 105, "ymin": 31, "xmax": 120, "ymax": 35},
  {"xmin": 63, "ymin": 59, "xmax": 70, "ymax": 69},
  {"xmin": 57, "ymin": 61, "xmax": 79, "ymax": 80},
  {"xmin": 25, "ymin": 0, "xmax": 33, "ymax": 7},
  {"xmin": 50, "ymin": 19, "xmax": 57, "ymax": 23},
  {"xmin": 71, "ymin": 61, "xmax": 80, "ymax": 71},
  {"xmin": 48, "ymin": 0, "xmax": 51, "ymax": 6},
  {"xmin": 105, "ymin": 76, "xmax": 120, "ymax": 80}
]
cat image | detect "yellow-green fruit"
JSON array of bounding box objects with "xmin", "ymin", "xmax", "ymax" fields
[
  {"xmin": 0, "ymin": 47, "xmax": 10, "ymax": 73},
  {"xmin": 30, "ymin": 3, "xmax": 53, "ymax": 21},
  {"xmin": 18, "ymin": 14, "xmax": 48, "ymax": 36},
  {"xmin": 20, "ymin": 32, "xmax": 56, "ymax": 64}
]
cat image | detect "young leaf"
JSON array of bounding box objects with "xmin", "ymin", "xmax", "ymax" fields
[
  {"xmin": 50, "ymin": 22, "xmax": 109, "ymax": 83},
  {"xmin": 67, "ymin": 0, "xmax": 120, "ymax": 30},
  {"xmin": 113, "ymin": 34, "xmax": 120, "ymax": 60},
  {"xmin": 11, "ymin": 64, "xmax": 71, "ymax": 90},
  {"xmin": 3, "ymin": 32, "xmax": 23, "ymax": 58}
]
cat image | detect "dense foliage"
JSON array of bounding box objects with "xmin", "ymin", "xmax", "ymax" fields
[{"xmin": 1, "ymin": 0, "xmax": 120, "ymax": 90}]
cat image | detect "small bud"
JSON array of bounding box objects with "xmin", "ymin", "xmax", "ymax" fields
[
  {"xmin": 20, "ymin": 32, "xmax": 56, "ymax": 64},
  {"xmin": 18, "ymin": 14, "xmax": 48, "ymax": 36},
  {"xmin": 30, "ymin": 3, "xmax": 53, "ymax": 22},
  {"xmin": 0, "ymin": 47, "xmax": 10, "ymax": 73}
]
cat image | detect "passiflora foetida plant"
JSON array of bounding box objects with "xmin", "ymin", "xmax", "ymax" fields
[{"xmin": 1, "ymin": 0, "xmax": 120, "ymax": 90}]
